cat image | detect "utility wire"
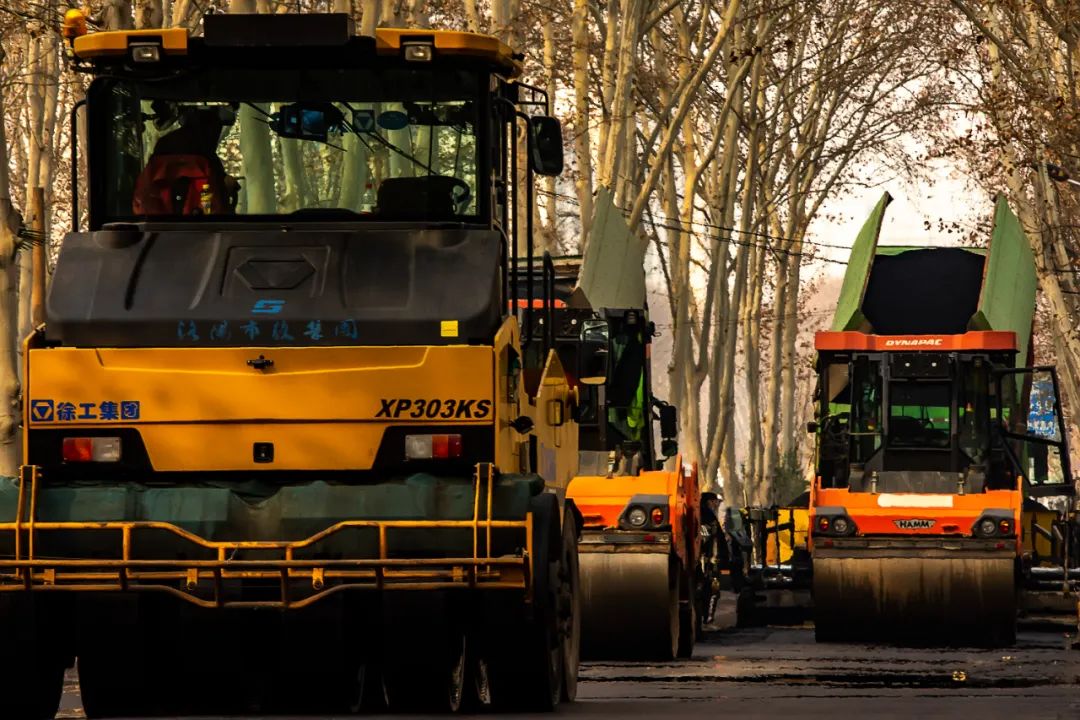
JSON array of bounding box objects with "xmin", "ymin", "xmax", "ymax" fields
[{"xmin": 538, "ymin": 188, "xmax": 850, "ymax": 265}]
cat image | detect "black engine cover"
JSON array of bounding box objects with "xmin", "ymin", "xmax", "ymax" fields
[{"xmin": 46, "ymin": 225, "xmax": 501, "ymax": 347}]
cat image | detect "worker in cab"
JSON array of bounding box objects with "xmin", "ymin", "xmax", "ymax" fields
[{"xmin": 132, "ymin": 102, "xmax": 240, "ymax": 216}]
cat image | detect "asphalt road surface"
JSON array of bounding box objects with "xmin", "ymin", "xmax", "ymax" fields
[{"xmin": 56, "ymin": 602, "xmax": 1080, "ymax": 719}]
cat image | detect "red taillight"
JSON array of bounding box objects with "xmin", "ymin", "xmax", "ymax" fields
[
  {"xmin": 405, "ymin": 434, "xmax": 463, "ymax": 460},
  {"xmin": 650, "ymin": 507, "xmax": 664, "ymax": 526},
  {"xmin": 62, "ymin": 437, "xmax": 121, "ymax": 462},
  {"xmin": 62, "ymin": 438, "xmax": 93, "ymax": 462},
  {"xmin": 817, "ymin": 517, "xmax": 830, "ymax": 532},
  {"xmin": 999, "ymin": 520, "xmax": 1012, "ymax": 535}
]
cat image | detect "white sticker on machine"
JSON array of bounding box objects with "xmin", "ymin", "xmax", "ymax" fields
[{"xmin": 877, "ymin": 494, "xmax": 954, "ymax": 508}]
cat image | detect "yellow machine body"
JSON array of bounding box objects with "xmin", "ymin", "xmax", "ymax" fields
[
  {"xmin": 764, "ymin": 507, "xmax": 808, "ymax": 566},
  {"xmin": 23, "ymin": 320, "xmax": 575, "ymax": 480},
  {"xmin": 5, "ymin": 316, "xmax": 580, "ymax": 606}
]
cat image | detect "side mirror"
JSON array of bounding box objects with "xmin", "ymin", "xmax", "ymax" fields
[
  {"xmin": 659, "ymin": 403, "xmax": 678, "ymax": 440},
  {"xmin": 661, "ymin": 438, "xmax": 678, "ymax": 459},
  {"xmin": 578, "ymin": 319, "xmax": 609, "ymax": 386},
  {"xmin": 528, "ymin": 116, "xmax": 563, "ymax": 176},
  {"xmin": 806, "ymin": 421, "xmax": 819, "ymax": 434}
]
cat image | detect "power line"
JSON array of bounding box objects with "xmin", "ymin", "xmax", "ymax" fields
[
  {"xmin": 652, "ymin": 307, "xmax": 835, "ymax": 329},
  {"xmin": 539, "ymin": 188, "xmax": 850, "ymax": 265}
]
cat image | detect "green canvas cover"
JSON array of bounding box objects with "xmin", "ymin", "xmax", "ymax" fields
[
  {"xmin": 576, "ymin": 188, "xmax": 647, "ymax": 311},
  {"xmin": 829, "ymin": 193, "xmax": 1034, "ymax": 360},
  {"xmin": 970, "ymin": 194, "xmax": 1037, "ymax": 366},
  {"xmin": 831, "ymin": 192, "xmax": 892, "ymax": 331}
]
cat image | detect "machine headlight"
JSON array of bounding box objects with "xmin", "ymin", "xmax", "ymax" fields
[
  {"xmin": 130, "ymin": 43, "xmax": 161, "ymax": 63},
  {"xmin": 627, "ymin": 506, "xmax": 648, "ymax": 528},
  {"xmin": 813, "ymin": 509, "xmax": 857, "ymax": 537},
  {"xmin": 403, "ymin": 42, "xmax": 433, "ymax": 62},
  {"xmin": 976, "ymin": 518, "xmax": 998, "ymax": 537}
]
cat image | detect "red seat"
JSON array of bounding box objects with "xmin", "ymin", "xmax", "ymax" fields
[{"xmin": 132, "ymin": 154, "xmax": 230, "ymax": 216}]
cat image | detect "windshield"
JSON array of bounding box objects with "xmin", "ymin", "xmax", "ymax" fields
[
  {"xmin": 888, "ymin": 381, "xmax": 951, "ymax": 449},
  {"xmin": 94, "ymin": 67, "xmax": 481, "ymax": 223}
]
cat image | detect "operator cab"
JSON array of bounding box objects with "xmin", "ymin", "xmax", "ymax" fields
[
  {"xmin": 560, "ymin": 308, "xmax": 677, "ymax": 475},
  {"xmin": 89, "ymin": 29, "xmax": 487, "ymax": 223},
  {"xmin": 814, "ymin": 337, "xmax": 1072, "ymax": 497},
  {"xmin": 55, "ymin": 14, "xmax": 564, "ymax": 350}
]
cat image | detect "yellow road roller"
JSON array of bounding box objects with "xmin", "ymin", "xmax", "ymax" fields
[
  {"xmin": 726, "ymin": 499, "xmax": 811, "ymax": 627},
  {"xmin": 0, "ymin": 13, "xmax": 582, "ymax": 717}
]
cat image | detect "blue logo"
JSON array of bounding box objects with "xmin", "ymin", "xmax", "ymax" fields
[
  {"xmin": 30, "ymin": 399, "xmax": 140, "ymax": 422},
  {"xmin": 252, "ymin": 299, "xmax": 286, "ymax": 315},
  {"xmin": 30, "ymin": 399, "xmax": 54, "ymax": 422},
  {"xmin": 120, "ymin": 401, "xmax": 141, "ymax": 420},
  {"xmin": 353, "ymin": 109, "xmax": 376, "ymax": 132}
]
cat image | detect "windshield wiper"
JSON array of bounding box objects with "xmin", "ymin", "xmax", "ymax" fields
[
  {"xmin": 342, "ymin": 104, "xmax": 440, "ymax": 176},
  {"xmin": 363, "ymin": 130, "xmax": 439, "ymax": 175}
]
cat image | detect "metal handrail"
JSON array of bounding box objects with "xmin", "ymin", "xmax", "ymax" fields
[{"xmin": 0, "ymin": 464, "xmax": 534, "ymax": 609}]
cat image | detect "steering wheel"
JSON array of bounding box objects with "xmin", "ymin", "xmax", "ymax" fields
[
  {"xmin": 823, "ymin": 412, "xmax": 849, "ymax": 441},
  {"xmin": 447, "ymin": 177, "xmax": 471, "ymax": 211}
]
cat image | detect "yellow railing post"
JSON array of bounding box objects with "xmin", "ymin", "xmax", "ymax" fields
[{"xmin": 27, "ymin": 466, "xmax": 39, "ymax": 561}]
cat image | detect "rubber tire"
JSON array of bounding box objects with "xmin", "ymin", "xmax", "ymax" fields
[
  {"xmin": 0, "ymin": 657, "xmax": 64, "ymax": 720},
  {"xmin": 560, "ymin": 508, "xmax": 581, "ymax": 702},
  {"xmin": 0, "ymin": 596, "xmax": 65, "ymax": 720},
  {"xmin": 736, "ymin": 587, "xmax": 764, "ymax": 628},
  {"xmin": 489, "ymin": 493, "xmax": 563, "ymax": 712},
  {"xmin": 677, "ymin": 564, "xmax": 696, "ymax": 658},
  {"xmin": 78, "ymin": 597, "xmax": 154, "ymax": 719},
  {"xmin": 381, "ymin": 596, "xmax": 469, "ymax": 713},
  {"xmin": 79, "ymin": 649, "xmax": 151, "ymax": 719}
]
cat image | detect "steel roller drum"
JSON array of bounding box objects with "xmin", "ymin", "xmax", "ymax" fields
[
  {"xmin": 578, "ymin": 552, "xmax": 678, "ymax": 660},
  {"xmin": 813, "ymin": 552, "xmax": 1017, "ymax": 647}
]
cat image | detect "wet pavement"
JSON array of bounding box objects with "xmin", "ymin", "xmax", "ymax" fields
[{"xmin": 57, "ymin": 602, "xmax": 1080, "ymax": 719}]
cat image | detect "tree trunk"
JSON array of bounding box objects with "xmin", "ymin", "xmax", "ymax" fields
[
  {"xmin": 571, "ymin": 0, "xmax": 593, "ymax": 246},
  {"xmin": 359, "ymin": 0, "xmax": 379, "ymax": 35},
  {"xmin": 230, "ymin": 1, "xmax": 274, "ymax": 212},
  {"xmin": 135, "ymin": 0, "xmax": 164, "ymax": 28},
  {"xmin": 0, "ymin": 41, "xmax": 22, "ymax": 475}
]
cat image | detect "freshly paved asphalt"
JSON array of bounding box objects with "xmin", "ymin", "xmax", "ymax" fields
[{"xmin": 56, "ymin": 600, "xmax": 1080, "ymax": 719}]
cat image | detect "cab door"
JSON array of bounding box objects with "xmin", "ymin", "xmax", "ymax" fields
[{"xmin": 995, "ymin": 366, "xmax": 1074, "ymax": 497}]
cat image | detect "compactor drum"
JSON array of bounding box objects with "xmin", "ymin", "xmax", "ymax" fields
[
  {"xmin": 808, "ymin": 193, "xmax": 1074, "ymax": 647},
  {"xmin": 0, "ymin": 13, "xmax": 581, "ymax": 717},
  {"xmin": 572, "ymin": 464, "xmax": 701, "ymax": 660},
  {"xmin": 813, "ymin": 547, "xmax": 1018, "ymax": 645}
]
